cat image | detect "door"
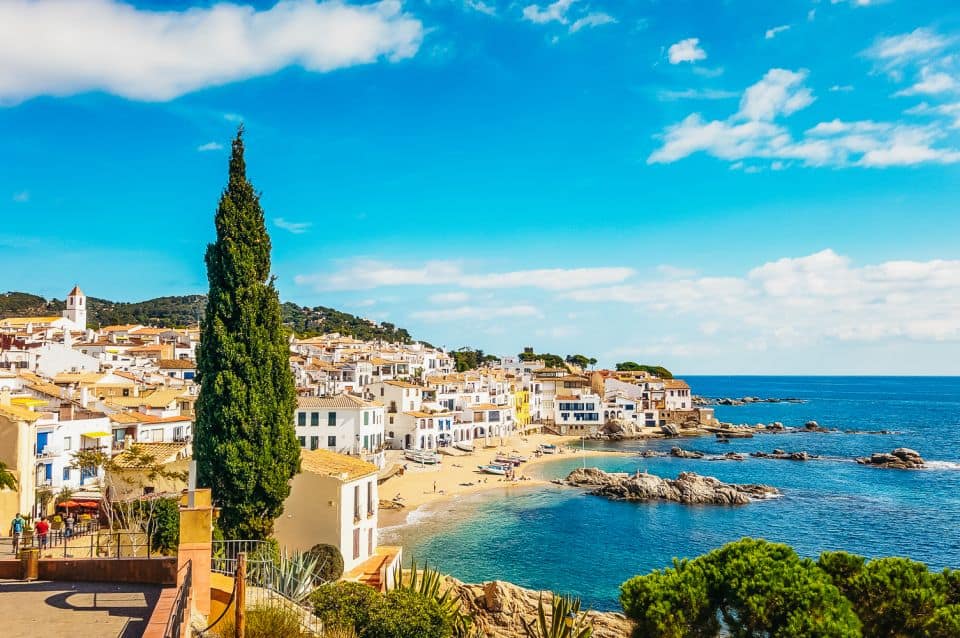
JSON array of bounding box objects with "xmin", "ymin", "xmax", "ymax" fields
[{"xmin": 36, "ymin": 431, "xmax": 49, "ymax": 455}]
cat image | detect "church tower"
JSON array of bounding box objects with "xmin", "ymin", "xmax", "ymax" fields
[{"xmin": 64, "ymin": 284, "xmax": 87, "ymax": 329}]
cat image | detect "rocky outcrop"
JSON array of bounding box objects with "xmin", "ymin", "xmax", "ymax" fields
[
  {"xmin": 565, "ymin": 467, "xmax": 779, "ymax": 505},
  {"xmin": 638, "ymin": 449, "xmax": 667, "ymax": 458},
  {"xmin": 447, "ymin": 578, "xmax": 633, "ymax": 638},
  {"xmin": 803, "ymin": 421, "xmax": 831, "ymax": 432},
  {"xmin": 750, "ymin": 449, "xmax": 817, "ymax": 461},
  {"xmin": 694, "ymin": 396, "xmax": 806, "ymax": 406},
  {"xmin": 856, "ymin": 448, "xmax": 925, "ymax": 469},
  {"xmin": 670, "ymin": 447, "xmax": 704, "ymax": 459}
]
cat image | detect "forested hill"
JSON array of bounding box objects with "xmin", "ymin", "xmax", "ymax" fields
[{"xmin": 0, "ymin": 291, "xmax": 414, "ymax": 343}]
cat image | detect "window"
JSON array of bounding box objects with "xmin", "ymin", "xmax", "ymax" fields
[
  {"xmin": 328, "ymin": 435, "xmax": 336, "ymax": 448},
  {"xmin": 62, "ymin": 467, "xmax": 70, "ymax": 481},
  {"xmin": 367, "ymin": 481, "xmax": 374, "ymax": 515},
  {"xmin": 122, "ymin": 388, "xmax": 130, "ymax": 397},
  {"xmin": 328, "ymin": 412, "xmax": 337, "ymax": 426},
  {"xmin": 354, "ymin": 485, "xmax": 361, "ymax": 521},
  {"xmin": 311, "ymin": 412, "xmax": 319, "ymax": 427},
  {"xmin": 310, "ymin": 436, "xmax": 319, "ymax": 450},
  {"xmin": 368, "ymin": 528, "xmax": 374, "ymax": 556},
  {"xmin": 297, "ymin": 412, "xmax": 306, "ymax": 427},
  {"xmin": 63, "ymin": 436, "xmax": 71, "ymax": 451},
  {"xmin": 353, "ymin": 528, "xmax": 361, "ymax": 560},
  {"xmin": 298, "ymin": 436, "xmax": 306, "ymax": 447},
  {"xmin": 364, "ymin": 411, "xmax": 369, "ymax": 426}
]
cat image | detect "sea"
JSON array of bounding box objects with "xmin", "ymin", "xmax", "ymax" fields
[{"xmin": 382, "ymin": 376, "xmax": 960, "ymax": 611}]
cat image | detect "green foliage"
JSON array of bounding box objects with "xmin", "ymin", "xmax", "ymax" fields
[
  {"xmin": 55, "ymin": 487, "xmax": 74, "ymax": 504},
  {"xmin": 519, "ymin": 351, "xmax": 569, "ymax": 370},
  {"xmin": 36, "ymin": 488, "xmax": 53, "ymax": 513},
  {"xmin": 621, "ymin": 538, "xmax": 861, "ymax": 638},
  {"xmin": 818, "ymin": 551, "xmax": 960, "ymax": 637},
  {"xmin": 214, "ymin": 603, "xmax": 311, "ymax": 638},
  {"xmin": 130, "ymin": 497, "xmax": 180, "ymax": 554},
  {"xmin": 451, "ymin": 348, "xmax": 499, "ymax": 372},
  {"xmin": 306, "ymin": 543, "xmax": 345, "ymax": 582},
  {"xmin": 311, "ymin": 581, "xmax": 383, "ymax": 633},
  {"xmin": 565, "ymin": 354, "xmax": 593, "ymax": 371},
  {"xmin": 194, "ymin": 128, "xmax": 301, "ymax": 540},
  {"xmin": 0, "ymin": 461, "xmax": 17, "ymax": 491},
  {"xmin": 614, "ymin": 362, "xmax": 673, "ymax": 378},
  {"xmin": 275, "ymin": 548, "xmax": 321, "ymax": 603},
  {"xmin": 366, "ymin": 589, "xmax": 452, "ymax": 638},
  {"xmin": 390, "ymin": 561, "xmax": 474, "ymax": 637},
  {"xmin": 522, "ymin": 593, "xmax": 594, "ymax": 638},
  {"xmin": 282, "ymin": 302, "xmax": 414, "ymax": 343}
]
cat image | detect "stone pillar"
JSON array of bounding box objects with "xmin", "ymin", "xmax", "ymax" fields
[{"xmin": 178, "ymin": 488, "xmax": 215, "ymax": 617}]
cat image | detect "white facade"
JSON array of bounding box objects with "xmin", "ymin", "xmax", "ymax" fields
[{"xmin": 295, "ymin": 395, "xmax": 386, "ymax": 468}]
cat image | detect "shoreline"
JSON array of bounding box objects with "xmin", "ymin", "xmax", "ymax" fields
[{"xmin": 376, "ymin": 432, "xmax": 635, "ymax": 528}]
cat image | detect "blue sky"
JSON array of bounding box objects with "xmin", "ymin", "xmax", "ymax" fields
[{"xmin": 2, "ymin": 0, "xmax": 960, "ymax": 374}]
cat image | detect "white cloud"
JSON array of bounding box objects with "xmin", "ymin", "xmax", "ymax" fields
[
  {"xmin": 197, "ymin": 142, "xmax": 223, "ymax": 152},
  {"xmin": 865, "ymin": 28, "xmax": 952, "ymax": 71},
  {"xmin": 465, "ymin": 0, "xmax": 497, "ymax": 16},
  {"xmin": 656, "ymin": 265, "xmax": 698, "ymax": 279},
  {"xmin": 274, "ymin": 217, "xmax": 312, "ymax": 234},
  {"xmin": 12, "ymin": 191, "xmax": 29, "ymax": 203},
  {"xmin": 563, "ymin": 249, "xmax": 960, "ymax": 344},
  {"xmin": 0, "ymin": 0, "xmax": 423, "ymax": 104},
  {"xmin": 894, "ymin": 66, "xmax": 957, "ymax": 96},
  {"xmin": 738, "ymin": 68, "xmax": 814, "ymax": 121},
  {"xmin": 668, "ymin": 38, "xmax": 707, "ymax": 64},
  {"xmin": 829, "ymin": 85, "xmax": 854, "ymax": 92},
  {"xmin": 648, "ymin": 68, "xmax": 960, "ymax": 168},
  {"xmin": 522, "ymin": 0, "xmax": 577, "ymax": 24},
  {"xmin": 765, "ymin": 25, "xmax": 790, "ymax": 40},
  {"xmin": 429, "ymin": 291, "xmax": 470, "ymax": 304},
  {"xmin": 569, "ymin": 12, "xmax": 616, "ymax": 33},
  {"xmin": 411, "ymin": 305, "xmax": 541, "ymax": 322},
  {"xmin": 657, "ymin": 88, "xmax": 738, "ymax": 101},
  {"xmin": 295, "ymin": 260, "xmax": 635, "ymax": 291}
]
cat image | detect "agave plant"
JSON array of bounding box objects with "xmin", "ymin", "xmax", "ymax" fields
[
  {"xmin": 274, "ymin": 548, "xmax": 322, "ymax": 603},
  {"xmin": 522, "ymin": 594, "xmax": 594, "ymax": 638},
  {"xmin": 390, "ymin": 560, "xmax": 476, "ymax": 637}
]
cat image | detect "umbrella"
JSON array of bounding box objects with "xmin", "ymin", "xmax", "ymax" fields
[
  {"xmin": 78, "ymin": 501, "xmax": 100, "ymax": 508},
  {"xmin": 59, "ymin": 500, "xmax": 79, "ymax": 508}
]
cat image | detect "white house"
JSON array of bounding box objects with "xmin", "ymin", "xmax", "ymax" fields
[
  {"xmin": 553, "ymin": 391, "xmax": 603, "ymax": 435},
  {"xmin": 664, "ymin": 379, "xmax": 692, "ymax": 410},
  {"xmin": 275, "ymin": 449, "xmax": 402, "ymax": 586},
  {"xmin": 295, "ymin": 394, "xmax": 386, "ymax": 468}
]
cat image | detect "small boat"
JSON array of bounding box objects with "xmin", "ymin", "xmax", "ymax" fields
[
  {"xmin": 494, "ymin": 455, "xmax": 523, "ymax": 467},
  {"xmin": 538, "ymin": 444, "xmax": 558, "ymax": 454},
  {"xmin": 405, "ymin": 450, "xmax": 442, "ymax": 464},
  {"xmin": 478, "ymin": 464, "xmax": 510, "ymax": 475},
  {"xmin": 453, "ymin": 441, "xmax": 475, "ymax": 452}
]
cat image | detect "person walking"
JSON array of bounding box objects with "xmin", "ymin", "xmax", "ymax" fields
[
  {"xmin": 64, "ymin": 513, "xmax": 75, "ymax": 539},
  {"xmin": 35, "ymin": 517, "xmax": 50, "ymax": 550},
  {"xmin": 9, "ymin": 513, "xmax": 25, "ymax": 554}
]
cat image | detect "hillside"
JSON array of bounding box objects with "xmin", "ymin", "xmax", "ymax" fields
[{"xmin": 0, "ymin": 291, "xmax": 414, "ymax": 343}]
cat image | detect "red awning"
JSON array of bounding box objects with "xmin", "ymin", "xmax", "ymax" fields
[{"xmin": 58, "ymin": 500, "xmax": 79, "ymax": 508}]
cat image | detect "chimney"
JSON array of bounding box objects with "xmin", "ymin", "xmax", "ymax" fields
[
  {"xmin": 80, "ymin": 386, "xmax": 90, "ymax": 409},
  {"xmin": 59, "ymin": 401, "xmax": 75, "ymax": 421}
]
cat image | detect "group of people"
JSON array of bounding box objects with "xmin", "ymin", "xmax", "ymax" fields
[{"xmin": 8, "ymin": 512, "xmax": 79, "ymax": 553}]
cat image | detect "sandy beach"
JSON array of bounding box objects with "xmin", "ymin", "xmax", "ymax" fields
[{"xmin": 377, "ymin": 433, "xmax": 633, "ymax": 527}]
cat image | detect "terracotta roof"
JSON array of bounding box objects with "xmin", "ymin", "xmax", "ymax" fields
[
  {"xmin": 111, "ymin": 442, "xmax": 190, "ymax": 468},
  {"xmin": 383, "ymin": 380, "xmax": 422, "ymax": 389},
  {"xmin": 158, "ymin": 359, "xmax": 195, "ymax": 369},
  {"xmin": 663, "ymin": 379, "xmax": 690, "ymax": 389},
  {"xmin": 470, "ymin": 403, "xmax": 505, "ymax": 411},
  {"xmin": 0, "ymin": 403, "xmax": 42, "ymax": 422},
  {"xmin": 297, "ymin": 394, "xmax": 382, "ymax": 409},
  {"xmin": 68, "ymin": 285, "xmax": 85, "ymax": 297},
  {"xmin": 109, "ymin": 388, "xmax": 187, "ymax": 409},
  {"xmin": 300, "ymin": 449, "xmax": 378, "ymax": 481},
  {"xmin": 403, "ymin": 411, "xmax": 454, "ymax": 418}
]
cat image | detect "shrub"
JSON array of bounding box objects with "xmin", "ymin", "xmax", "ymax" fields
[
  {"xmin": 365, "ymin": 589, "xmax": 452, "ymax": 638},
  {"xmin": 307, "ymin": 543, "xmax": 345, "ymax": 582},
  {"xmin": 389, "ymin": 561, "xmax": 474, "ymax": 637},
  {"xmin": 311, "ymin": 581, "xmax": 382, "ymax": 632},
  {"xmin": 214, "ymin": 603, "xmax": 310, "ymax": 638}
]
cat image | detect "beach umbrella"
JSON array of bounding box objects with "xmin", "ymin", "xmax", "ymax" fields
[{"xmin": 59, "ymin": 500, "xmax": 79, "ymax": 508}]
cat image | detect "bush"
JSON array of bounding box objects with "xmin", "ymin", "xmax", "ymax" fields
[
  {"xmin": 311, "ymin": 582, "xmax": 382, "ymax": 632},
  {"xmin": 214, "ymin": 603, "xmax": 310, "ymax": 638},
  {"xmin": 365, "ymin": 589, "xmax": 452, "ymax": 638},
  {"xmin": 307, "ymin": 543, "xmax": 345, "ymax": 582}
]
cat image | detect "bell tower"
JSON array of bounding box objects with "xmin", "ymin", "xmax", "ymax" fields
[{"xmin": 64, "ymin": 284, "xmax": 87, "ymax": 329}]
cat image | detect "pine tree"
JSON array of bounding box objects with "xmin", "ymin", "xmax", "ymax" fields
[{"xmin": 194, "ymin": 127, "xmax": 300, "ymax": 539}]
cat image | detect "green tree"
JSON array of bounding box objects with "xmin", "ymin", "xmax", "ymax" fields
[
  {"xmin": 0, "ymin": 461, "xmax": 17, "ymax": 491},
  {"xmin": 194, "ymin": 127, "xmax": 300, "ymax": 539},
  {"xmin": 366, "ymin": 589, "xmax": 452, "ymax": 638},
  {"xmin": 566, "ymin": 354, "xmax": 591, "ymax": 370},
  {"xmin": 614, "ymin": 362, "xmax": 673, "ymax": 378}
]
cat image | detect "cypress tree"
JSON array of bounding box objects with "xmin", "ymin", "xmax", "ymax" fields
[{"xmin": 194, "ymin": 127, "xmax": 300, "ymax": 539}]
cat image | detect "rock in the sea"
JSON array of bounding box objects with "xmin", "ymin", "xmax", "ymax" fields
[
  {"xmin": 670, "ymin": 447, "xmax": 704, "ymax": 459},
  {"xmin": 856, "ymin": 447, "xmax": 925, "ymax": 469},
  {"xmin": 565, "ymin": 467, "xmax": 779, "ymax": 505},
  {"xmin": 447, "ymin": 578, "xmax": 633, "ymax": 638},
  {"xmin": 750, "ymin": 450, "xmax": 816, "ymax": 461},
  {"xmin": 638, "ymin": 450, "xmax": 666, "ymax": 458}
]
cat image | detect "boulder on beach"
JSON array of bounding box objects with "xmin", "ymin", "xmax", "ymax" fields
[
  {"xmin": 856, "ymin": 447, "xmax": 925, "ymax": 469},
  {"xmin": 564, "ymin": 467, "xmax": 779, "ymax": 505}
]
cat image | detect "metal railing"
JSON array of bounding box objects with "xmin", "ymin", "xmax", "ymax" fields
[
  {"xmin": 163, "ymin": 560, "xmax": 192, "ymax": 638},
  {"xmin": 0, "ymin": 523, "xmax": 162, "ymax": 559}
]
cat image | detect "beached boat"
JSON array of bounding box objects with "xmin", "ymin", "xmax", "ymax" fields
[
  {"xmin": 453, "ymin": 441, "xmax": 475, "ymax": 452},
  {"xmin": 478, "ymin": 464, "xmax": 510, "ymax": 475},
  {"xmin": 538, "ymin": 444, "xmax": 558, "ymax": 454},
  {"xmin": 405, "ymin": 450, "xmax": 442, "ymax": 464},
  {"xmin": 494, "ymin": 454, "xmax": 527, "ymax": 466}
]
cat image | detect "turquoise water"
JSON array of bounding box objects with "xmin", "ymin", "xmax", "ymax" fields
[{"xmin": 385, "ymin": 377, "xmax": 960, "ymax": 611}]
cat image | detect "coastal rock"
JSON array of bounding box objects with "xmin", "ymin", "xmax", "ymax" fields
[
  {"xmin": 750, "ymin": 450, "xmax": 816, "ymax": 461},
  {"xmin": 670, "ymin": 447, "xmax": 704, "ymax": 459},
  {"xmin": 660, "ymin": 424, "xmax": 680, "ymax": 436},
  {"xmin": 447, "ymin": 578, "xmax": 633, "ymax": 638},
  {"xmin": 856, "ymin": 447, "xmax": 925, "ymax": 469},
  {"xmin": 638, "ymin": 450, "xmax": 666, "ymax": 458},
  {"xmin": 564, "ymin": 467, "xmax": 779, "ymax": 505}
]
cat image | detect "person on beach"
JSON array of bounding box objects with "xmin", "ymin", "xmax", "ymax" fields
[{"xmin": 433, "ymin": 481, "xmax": 437, "ymax": 493}]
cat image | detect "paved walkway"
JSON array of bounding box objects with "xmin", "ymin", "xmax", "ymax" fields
[{"xmin": 0, "ymin": 580, "xmax": 161, "ymax": 638}]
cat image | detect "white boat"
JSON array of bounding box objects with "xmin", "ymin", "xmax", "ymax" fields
[
  {"xmin": 478, "ymin": 464, "xmax": 509, "ymax": 475},
  {"xmin": 405, "ymin": 450, "xmax": 442, "ymax": 465},
  {"xmin": 453, "ymin": 441, "xmax": 475, "ymax": 452},
  {"xmin": 538, "ymin": 444, "xmax": 558, "ymax": 454}
]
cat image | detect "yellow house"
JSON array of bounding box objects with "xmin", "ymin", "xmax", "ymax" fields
[{"xmin": 0, "ymin": 391, "xmax": 43, "ymax": 523}]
